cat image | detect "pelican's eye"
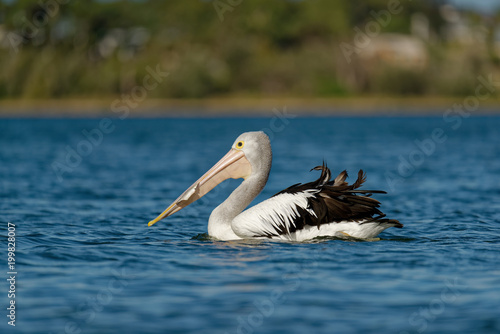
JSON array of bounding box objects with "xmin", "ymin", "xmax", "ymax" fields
[{"xmin": 236, "ymin": 141, "xmax": 244, "ymax": 149}]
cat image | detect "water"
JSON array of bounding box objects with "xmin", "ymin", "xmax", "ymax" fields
[{"xmin": 1, "ymin": 116, "xmax": 499, "ymax": 334}]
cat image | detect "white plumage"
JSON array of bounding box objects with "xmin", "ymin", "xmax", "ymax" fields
[{"xmin": 232, "ymin": 191, "xmax": 318, "ymax": 238}]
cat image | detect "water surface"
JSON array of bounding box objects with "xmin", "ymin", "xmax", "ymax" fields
[{"xmin": 1, "ymin": 116, "xmax": 499, "ymax": 333}]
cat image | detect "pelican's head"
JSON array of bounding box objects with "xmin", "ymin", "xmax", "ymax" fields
[{"xmin": 148, "ymin": 131, "xmax": 271, "ymax": 226}]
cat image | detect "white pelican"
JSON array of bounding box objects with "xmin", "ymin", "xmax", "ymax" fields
[{"xmin": 148, "ymin": 131, "xmax": 402, "ymax": 241}]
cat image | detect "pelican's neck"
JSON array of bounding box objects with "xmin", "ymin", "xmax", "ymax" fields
[{"xmin": 208, "ymin": 170, "xmax": 269, "ymax": 240}]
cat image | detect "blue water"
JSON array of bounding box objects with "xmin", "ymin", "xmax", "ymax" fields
[{"xmin": 1, "ymin": 116, "xmax": 499, "ymax": 334}]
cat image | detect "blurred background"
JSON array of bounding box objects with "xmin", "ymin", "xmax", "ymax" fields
[{"xmin": 1, "ymin": 0, "xmax": 500, "ymax": 113}]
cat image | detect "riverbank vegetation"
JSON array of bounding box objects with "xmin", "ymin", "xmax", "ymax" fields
[{"xmin": 0, "ymin": 0, "xmax": 499, "ymax": 100}]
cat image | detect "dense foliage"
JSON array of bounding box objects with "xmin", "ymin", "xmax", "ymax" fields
[{"xmin": 0, "ymin": 0, "xmax": 498, "ymax": 99}]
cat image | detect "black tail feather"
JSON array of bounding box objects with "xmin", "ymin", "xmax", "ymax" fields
[{"xmin": 273, "ymin": 163, "xmax": 401, "ymax": 228}]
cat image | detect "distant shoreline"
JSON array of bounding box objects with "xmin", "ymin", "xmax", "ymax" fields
[{"xmin": 1, "ymin": 96, "xmax": 499, "ymax": 117}]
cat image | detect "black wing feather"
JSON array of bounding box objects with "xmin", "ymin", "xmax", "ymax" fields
[{"xmin": 267, "ymin": 162, "xmax": 402, "ymax": 237}]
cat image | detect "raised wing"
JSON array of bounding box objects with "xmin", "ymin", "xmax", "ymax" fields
[{"xmin": 232, "ymin": 163, "xmax": 401, "ymax": 238}]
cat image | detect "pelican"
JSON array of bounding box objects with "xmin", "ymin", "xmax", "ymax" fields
[{"xmin": 148, "ymin": 131, "xmax": 402, "ymax": 241}]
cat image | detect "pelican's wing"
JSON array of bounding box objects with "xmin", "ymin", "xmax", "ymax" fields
[{"xmin": 231, "ymin": 164, "xmax": 402, "ymax": 239}]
